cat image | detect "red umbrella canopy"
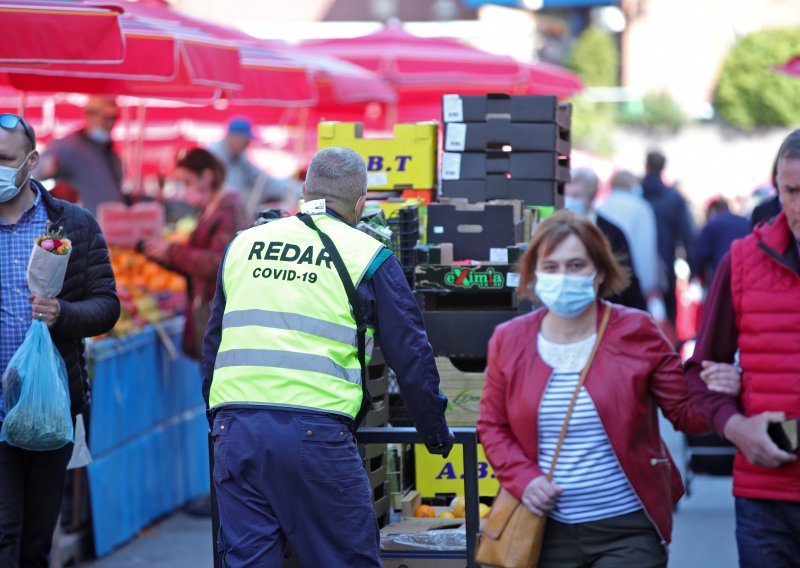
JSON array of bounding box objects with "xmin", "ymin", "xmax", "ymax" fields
[
  {"xmin": 0, "ymin": 1, "xmax": 124, "ymax": 64},
  {"xmin": 776, "ymin": 55, "xmax": 800, "ymax": 77},
  {"xmin": 301, "ymin": 21, "xmax": 583, "ymax": 101},
  {"xmin": 0, "ymin": 0, "xmax": 241, "ymax": 101},
  {"xmin": 170, "ymin": 14, "xmax": 396, "ymax": 107}
]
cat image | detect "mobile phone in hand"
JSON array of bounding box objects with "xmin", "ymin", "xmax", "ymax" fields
[{"xmin": 768, "ymin": 419, "xmax": 799, "ymax": 452}]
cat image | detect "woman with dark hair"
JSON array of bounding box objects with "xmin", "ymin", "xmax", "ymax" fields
[
  {"xmin": 477, "ymin": 210, "xmax": 737, "ymax": 567},
  {"xmin": 143, "ymin": 147, "xmax": 247, "ymax": 359}
]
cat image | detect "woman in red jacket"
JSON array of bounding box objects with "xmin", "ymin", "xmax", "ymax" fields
[{"xmin": 478, "ymin": 211, "xmax": 729, "ymax": 567}]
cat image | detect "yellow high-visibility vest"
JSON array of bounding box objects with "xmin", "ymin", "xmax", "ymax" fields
[{"xmin": 209, "ymin": 214, "xmax": 385, "ymax": 420}]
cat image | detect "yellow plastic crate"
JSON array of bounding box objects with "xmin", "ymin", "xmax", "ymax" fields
[
  {"xmin": 317, "ymin": 122, "xmax": 438, "ymax": 191},
  {"xmin": 414, "ymin": 443, "xmax": 499, "ymax": 498}
]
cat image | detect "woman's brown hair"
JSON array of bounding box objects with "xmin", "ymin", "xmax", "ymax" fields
[
  {"xmin": 517, "ymin": 210, "xmax": 629, "ymax": 300},
  {"xmin": 176, "ymin": 147, "xmax": 226, "ymax": 191}
]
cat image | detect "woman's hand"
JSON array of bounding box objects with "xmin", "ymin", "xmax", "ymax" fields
[
  {"xmin": 142, "ymin": 239, "xmax": 171, "ymax": 263},
  {"xmin": 521, "ymin": 475, "xmax": 563, "ymax": 516},
  {"xmin": 700, "ymin": 361, "xmax": 741, "ymax": 397}
]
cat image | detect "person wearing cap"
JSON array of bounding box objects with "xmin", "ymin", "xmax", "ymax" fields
[
  {"xmin": 37, "ymin": 96, "xmax": 124, "ymax": 216},
  {"xmin": 208, "ymin": 118, "xmax": 289, "ymax": 219}
]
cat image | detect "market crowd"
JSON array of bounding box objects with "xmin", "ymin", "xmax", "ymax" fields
[{"xmin": 0, "ymin": 104, "xmax": 798, "ymax": 568}]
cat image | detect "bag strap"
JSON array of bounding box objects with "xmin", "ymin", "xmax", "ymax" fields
[
  {"xmin": 546, "ymin": 302, "xmax": 612, "ymax": 481},
  {"xmin": 297, "ymin": 213, "xmax": 370, "ymax": 432}
]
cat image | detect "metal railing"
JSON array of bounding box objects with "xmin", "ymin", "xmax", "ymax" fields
[{"xmin": 210, "ymin": 426, "xmax": 481, "ymax": 568}]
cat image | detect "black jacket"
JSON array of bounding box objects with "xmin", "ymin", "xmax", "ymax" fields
[
  {"xmin": 38, "ymin": 181, "xmax": 120, "ymax": 416},
  {"xmin": 750, "ymin": 195, "xmax": 781, "ymax": 229},
  {"xmin": 596, "ymin": 214, "xmax": 648, "ymax": 311}
]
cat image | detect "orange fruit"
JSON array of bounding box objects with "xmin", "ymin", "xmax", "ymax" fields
[{"xmin": 413, "ymin": 505, "xmax": 436, "ymax": 518}]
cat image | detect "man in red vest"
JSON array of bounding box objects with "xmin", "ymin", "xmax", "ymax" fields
[{"xmin": 686, "ymin": 129, "xmax": 800, "ymax": 567}]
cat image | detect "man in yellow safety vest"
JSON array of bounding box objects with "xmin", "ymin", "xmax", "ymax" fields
[{"xmin": 202, "ymin": 147, "xmax": 454, "ymax": 567}]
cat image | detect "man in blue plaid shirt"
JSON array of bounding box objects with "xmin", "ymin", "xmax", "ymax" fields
[{"xmin": 0, "ymin": 114, "xmax": 119, "ymax": 567}]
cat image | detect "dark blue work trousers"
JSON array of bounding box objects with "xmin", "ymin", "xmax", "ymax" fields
[
  {"xmin": 212, "ymin": 407, "xmax": 380, "ymax": 567},
  {"xmin": 736, "ymin": 497, "xmax": 800, "ymax": 568}
]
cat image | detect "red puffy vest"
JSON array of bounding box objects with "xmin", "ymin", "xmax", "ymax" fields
[{"xmin": 730, "ymin": 212, "xmax": 800, "ymax": 502}]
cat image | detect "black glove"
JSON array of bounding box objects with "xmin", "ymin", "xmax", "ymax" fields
[{"xmin": 426, "ymin": 428, "xmax": 455, "ymax": 459}]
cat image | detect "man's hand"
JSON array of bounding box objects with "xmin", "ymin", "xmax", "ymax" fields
[
  {"xmin": 724, "ymin": 412, "xmax": 797, "ymax": 468},
  {"xmin": 29, "ymin": 296, "xmax": 61, "ymax": 328},
  {"xmin": 700, "ymin": 361, "xmax": 742, "ymax": 397},
  {"xmin": 521, "ymin": 475, "xmax": 563, "ymax": 516},
  {"xmin": 426, "ymin": 428, "xmax": 455, "ymax": 459}
]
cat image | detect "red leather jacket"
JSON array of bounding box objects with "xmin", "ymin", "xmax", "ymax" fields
[{"xmin": 477, "ymin": 302, "xmax": 709, "ymax": 544}]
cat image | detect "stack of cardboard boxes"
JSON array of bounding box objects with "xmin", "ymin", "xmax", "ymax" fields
[{"xmin": 440, "ymin": 93, "xmax": 570, "ymax": 208}]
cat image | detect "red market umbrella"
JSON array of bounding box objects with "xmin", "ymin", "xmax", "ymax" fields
[
  {"xmin": 0, "ymin": 0, "xmax": 240, "ymax": 101},
  {"xmin": 301, "ymin": 21, "xmax": 583, "ymax": 119},
  {"xmin": 775, "ymin": 55, "xmax": 800, "ymax": 77},
  {"xmin": 0, "ymin": 1, "xmax": 124, "ymax": 64},
  {"xmin": 172, "ymin": 14, "xmax": 396, "ymax": 107}
]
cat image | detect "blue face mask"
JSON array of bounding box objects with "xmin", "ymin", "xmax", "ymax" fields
[
  {"xmin": 0, "ymin": 152, "xmax": 32, "ymax": 204},
  {"xmin": 564, "ymin": 196, "xmax": 587, "ymax": 216},
  {"xmin": 535, "ymin": 271, "xmax": 597, "ymax": 318}
]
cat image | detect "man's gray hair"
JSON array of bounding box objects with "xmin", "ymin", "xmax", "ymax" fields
[
  {"xmin": 610, "ymin": 170, "xmax": 639, "ymax": 192},
  {"xmin": 570, "ymin": 167, "xmax": 599, "ymax": 201},
  {"xmin": 305, "ymin": 147, "xmax": 367, "ymax": 209}
]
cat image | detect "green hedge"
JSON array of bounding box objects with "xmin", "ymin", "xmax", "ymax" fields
[
  {"xmin": 566, "ymin": 26, "xmax": 618, "ymax": 87},
  {"xmin": 714, "ymin": 28, "xmax": 800, "ymax": 130}
]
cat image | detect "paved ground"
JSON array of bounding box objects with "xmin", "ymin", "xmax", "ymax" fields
[
  {"xmin": 77, "ymin": 473, "xmax": 736, "ymax": 567},
  {"xmin": 77, "ymin": 512, "xmax": 212, "ymax": 568}
]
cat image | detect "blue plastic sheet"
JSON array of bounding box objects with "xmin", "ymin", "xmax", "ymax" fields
[
  {"xmin": 1, "ymin": 320, "xmax": 73, "ymax": 450},
  {"xmin": 87, "ymin": 318, "xmax": 209, "ymax": 557}
]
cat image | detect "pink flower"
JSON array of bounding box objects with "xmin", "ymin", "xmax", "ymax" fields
[{"xmin": 41, "ymin": 239, "xmax": 55, "ymax": 251}]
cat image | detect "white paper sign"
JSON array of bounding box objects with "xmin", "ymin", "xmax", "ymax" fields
[
  {"xmin": 367, "ymin": 172, "xmax": 388, "ymax": 187},
  {"xmin": 506, "ymin": 272, "xmax": 520, "ymax": 288},
  {"xmin": 445, "ymin": 123, "xmax": 466, "ymax": 152},
  {"xmin": 489, "ymin": 248, "xmax": 509, "ymax": 263},
  {"xmin": 433, "ymin": 226, "xmax": 445, "ymax": 234},
  {"xmin": 443, "ymin": 94, "xmax": 464, "ymax": 123},
  {"xmin": 301, "ymin": 198, "xmax": 326, "ymax": 215},
  {"xmin": 441, "ymin": 153, "xmax": 462, "ymax": 180}
]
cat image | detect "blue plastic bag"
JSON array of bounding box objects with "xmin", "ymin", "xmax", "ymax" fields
[{"xmin": 1, "ymin": 320, "xmax": 73, "ymax": 450}]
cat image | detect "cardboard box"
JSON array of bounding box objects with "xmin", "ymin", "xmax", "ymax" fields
[
  {"xmin": 436, "ymin": 356, "xmax": 486, "ymax": 428},
  {"xmin": 414, "ymin": 243, "xmax": 454, "ymax": 266},
  {"xmin": 415, "ymin": 442, "xmax": 500, "ymax": 497},
  {"xmin": 443, "ymin": 93, "xmax": 571, "ymax": 126},
  {"xmin": 445, "ymin": 120, "xmax": 570, "ymax": 153},
  {"xmin": 441, "ymin": 177, "xmax": 565, "ymax": 207},
  {"xmin": 414, "ymin": 259, "xmax": 523, "ymax": 293},
  {"xmin": 318, "ymin": 121, "xmax": 438, "ymax": 190},
  {"xmin": 427, "ymin": 201, "xmax": 523, "ymax": 261},
  {"xmin": 441, "ymin": 151, "xmax": 570, "ymax": 182},
  {"xmin": 381, "ymin": 519, "xmax": 467, "ymax": 568},
  {"xmin": 423, "ymin": 310, "xmax": 521, "ymax": 358}
]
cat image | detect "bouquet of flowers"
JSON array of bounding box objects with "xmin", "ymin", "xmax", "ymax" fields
[
  {"xmin": 27, "ymin": 224, "xmax": 72, "ymax": 298},
  {"xmin": 0, "ymin": 224, "xmax": 74, "ymax": 451}
]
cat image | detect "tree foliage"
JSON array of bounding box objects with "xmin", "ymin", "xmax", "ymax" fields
[
  {"xmin": 566, "ymin": 26, "xmax": 619, "ymax": 87},
  {"xmin": 714, "ymin": 28, "xmax": 800, "ymax": 130}
]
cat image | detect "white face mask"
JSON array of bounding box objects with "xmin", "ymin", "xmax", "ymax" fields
[
  {"xmin": 88, "ymin": 127, "xmax": 111, "ymax": 144},
  {"xmin": 0, "ymin": 152, "xmax": 32, "ymax": 203},
  {"xmin": 535, "ymin": 271, "xmax": 597, "ymax": 318}
]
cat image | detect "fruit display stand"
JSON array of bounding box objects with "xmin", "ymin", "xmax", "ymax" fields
[{"xmin": 86, "ymin": 316, "xmax": 209, "ymax": 558}]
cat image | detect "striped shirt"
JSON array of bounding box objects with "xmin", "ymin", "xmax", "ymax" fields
[
  {"xmin": 538, "ymin": 332, "xmax": 641, "ymax": 524},
  {"xmin": 0, "ymin": 186, "xmax": 48, "ymax": 420}
]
